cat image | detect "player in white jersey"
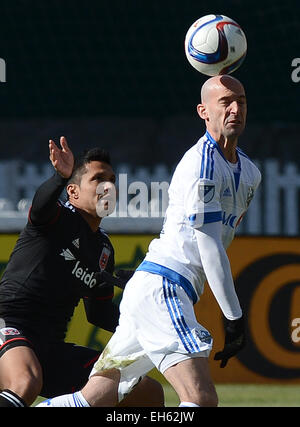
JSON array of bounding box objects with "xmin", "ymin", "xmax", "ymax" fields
[
  {"xmin": 37, "ymin": 75, "xmax": 261, "ymax": 408},
  {"xmin": 141, "ymin": 131, "xmax": 260, "ymax": 314}
]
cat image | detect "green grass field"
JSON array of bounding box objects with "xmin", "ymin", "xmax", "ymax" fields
[
  {"xmin": 164, "ymin": 384, "xmax": 300, "ymax": 407},
  {"xmin": 33, "ymin": 384, "xmax": 300, "ymax": 407}
]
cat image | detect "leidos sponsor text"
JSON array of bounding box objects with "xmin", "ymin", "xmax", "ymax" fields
[{"xmin": 72, "ymin": 261, "xmax": 97, "ymax": 288}]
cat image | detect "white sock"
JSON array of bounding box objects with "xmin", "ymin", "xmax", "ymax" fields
[
  {"xmin": 179, "ymin": 401, "xmax": 200, "ymax": 407},
  {"xmin": 36, "ymin": 391, "xmax": 90, "ymax": 407}
]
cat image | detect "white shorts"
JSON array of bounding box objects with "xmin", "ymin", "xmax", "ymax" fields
[{"xmin": 90, "ymin": 271, "xmax": 213, "ymax": 401}]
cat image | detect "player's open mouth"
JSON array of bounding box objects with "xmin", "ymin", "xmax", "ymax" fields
[{"xmin": 227, "ymin": 120, "xmax": 241, "ymax": 125}]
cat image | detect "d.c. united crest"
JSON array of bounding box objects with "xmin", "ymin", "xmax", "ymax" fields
[{"xmin": 99, "ymin": 247, "xmax": 110, "ymax": 271}]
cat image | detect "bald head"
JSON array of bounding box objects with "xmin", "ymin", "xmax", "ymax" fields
[
  {"xmin": 200, "ymin": 75, "xmax": 245, "ymax": 104},
  {"xmin": 197, "ymin": 75, "xmax": 247, "ymax": 144}
]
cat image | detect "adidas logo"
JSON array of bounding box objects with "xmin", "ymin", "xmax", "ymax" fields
[
  {"xmin": 72, "ymin": 238, "xmax": 80, "ymax": 249},
  {"xmin": 60, "ymin": 248, "xmax": 76, "ymax": 261},
  {"xmin": 60, "ymin": 238, "xmax": 80, "ymax": 260},
  {"xmin": 60, "ymin": 247, "xmax": 97, "ymax": 288},
  {"xmin": 223, "ymin": 187, "xmax": 232, "ymax": 197}
]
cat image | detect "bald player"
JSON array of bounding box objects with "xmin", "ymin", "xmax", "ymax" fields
[{"xmin": 37, "ymin": 76, "xmax": 261, "ymax": 408}]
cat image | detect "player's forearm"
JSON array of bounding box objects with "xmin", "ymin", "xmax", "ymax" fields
[
  {"xmin": 97, "ymin": 302, "xmax": 120, "ymax": 332},
  {"xmin": 30, "ymin": 172, "xmax": 68, "ymax": 225},
  {"xmin": 84, "ymin": 299, "xmax": 120, "ymax": 332},
  {"xmin": 195, "ymin": 223, "xmax": 242, "ymax": 320}
]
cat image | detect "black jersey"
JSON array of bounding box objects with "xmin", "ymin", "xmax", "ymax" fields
[{"xmin": 0, "ymin": 173, "xmax": 118, "ymax": 342}]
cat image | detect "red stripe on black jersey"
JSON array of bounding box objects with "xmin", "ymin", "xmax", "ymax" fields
[
  {"xmin": 84, "ymin": 293, "xmax": 114, "ymax": 301},
  {"xmin": 0, "ymin": 337, "xmax": 33, "ymax": 351}
]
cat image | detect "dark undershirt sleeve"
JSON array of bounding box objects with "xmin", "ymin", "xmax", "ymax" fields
[
  {"xmin": 84, "ymin": 287, "xmax": 120, "ymax": 332},
  {"xmin": 29, "ymin": 172, "xmax": 68, "ymax": 226}
]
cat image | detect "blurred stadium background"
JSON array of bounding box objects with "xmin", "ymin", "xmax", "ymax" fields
[{"xmin": 0, "ymin": 0, "xmax": 300, "ymax": 406}]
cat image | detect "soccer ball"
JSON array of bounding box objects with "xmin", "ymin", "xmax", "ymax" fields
[{"xmin": 184, "ymin": 14, "xmax": 247, "ymax": 76}]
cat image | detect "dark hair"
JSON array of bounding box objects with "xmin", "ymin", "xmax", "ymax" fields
[{"xmin": 68, "ymin": 148, "xmax": 111, "ymax": 185}]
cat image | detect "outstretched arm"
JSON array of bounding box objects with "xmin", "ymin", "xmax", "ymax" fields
[
  {"xmin": 30, "ymin": 137, "xmax": 74, "ymax": 225},
  {"xmin": 194, "ymin": 221, "xmax": 242, "ymax": 320},
  {"xmin": 194, "ymin": 221, "xmax": 245, "ymax": 367}
]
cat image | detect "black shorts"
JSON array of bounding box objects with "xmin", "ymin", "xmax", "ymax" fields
[{"xmin": 0, "ymin": 326, "xmax": 101, "ymax": 398}]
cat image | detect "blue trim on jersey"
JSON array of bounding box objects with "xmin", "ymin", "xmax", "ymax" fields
[
  {"xmin": 204, "ymin": 211, "xmax": 222, "ymax": 223},
  {"xmin": 188, "ymin": 211, "xmax": 222, "ymax": 226},
  {"xmin": 200, "ymin": 143, "xmax": 206, "ymax": 178},
  {"xmin": 137, "ymin": 261, "xmax": 197, "ymax": 304},
  {"xmin": 209, "ymin": 143, "xmax": 215, "ymax": 180},
  {"xmin": 200, "ymin": 138, "xmax": 215, "ymax": 180},
  {"xmin": 200, "ymin": 142, "xmax": 206, "ymax": 178},
  {"xmin": 205, "ymin": 131, "xmax": 241, "ymax": 191},
  {"xmin": 189, "ymin": 214, "xmax": 196, "ymax": 223},
  {"xmin": 233, "ymin": 168, "xmax": 241, "ymax": 191},
  {"xmin": 205, "ymin": 131, "xmax": 226, "ymax": 160},
  {"xmin": 163, "ymin": 278, "xmax": 201, "ymax": 353}
]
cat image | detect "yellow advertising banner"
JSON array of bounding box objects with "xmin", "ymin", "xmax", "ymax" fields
[
  {"xmin": 0, "ymin": 234, "xmax": 300, "ymax": 383},
  {"xmin": 218, "ymin": 237, "xmax": 300, "ymax": 384}
]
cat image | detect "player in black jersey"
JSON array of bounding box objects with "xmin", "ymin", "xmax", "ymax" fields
[{"xmin": 0, "ymin": 137, "xmax": 164, "ymax": 407}]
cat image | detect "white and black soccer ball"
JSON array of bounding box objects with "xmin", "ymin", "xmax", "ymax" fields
[{"xmin": 184, "ymin": 14, "xmax": 247, "ymax": 76}]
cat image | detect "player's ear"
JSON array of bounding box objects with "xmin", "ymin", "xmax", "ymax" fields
[
  {"xmin": 197, "ymin": 103, "xmax": 209, "ymax": 121},
  {"xmin": 67, "ymin": 183, "xmax": 80, "ymax": 199}
]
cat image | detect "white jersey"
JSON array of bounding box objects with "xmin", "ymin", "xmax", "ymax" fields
[{"xmin": 137, "ymin": 131, "xmax": 261, "ymax": 303}]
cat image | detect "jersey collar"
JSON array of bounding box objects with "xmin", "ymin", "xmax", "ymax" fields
[
  {"xmin": 205, "ymin": 131, "xmax": 241, "ymax": 191},
  {"xmin": 63, "ymin": 199, "xmax": 76, "ymax": 212},
  {"xmin": 62, "ymin": 199, "xmax": 107, "ymax": 235}
]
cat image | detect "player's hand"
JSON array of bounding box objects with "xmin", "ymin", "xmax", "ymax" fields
[
  {"xmin": 94, "ymin": 271, "xmax": 113, "ymax": 289},
  {"xmin": 94, "ymin": 269, "xmax": 134, "ymax": 290},
  {"xmin": 115, "ymin": 269, "xmax": 134, "ymax": 282},
  {"xmin": 49, "ymin": 136, "xmax": 74, "ymax": 179},
  {"xmin": 214, "ymin": 315, "xmax": 245, "ymax": 368}
]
